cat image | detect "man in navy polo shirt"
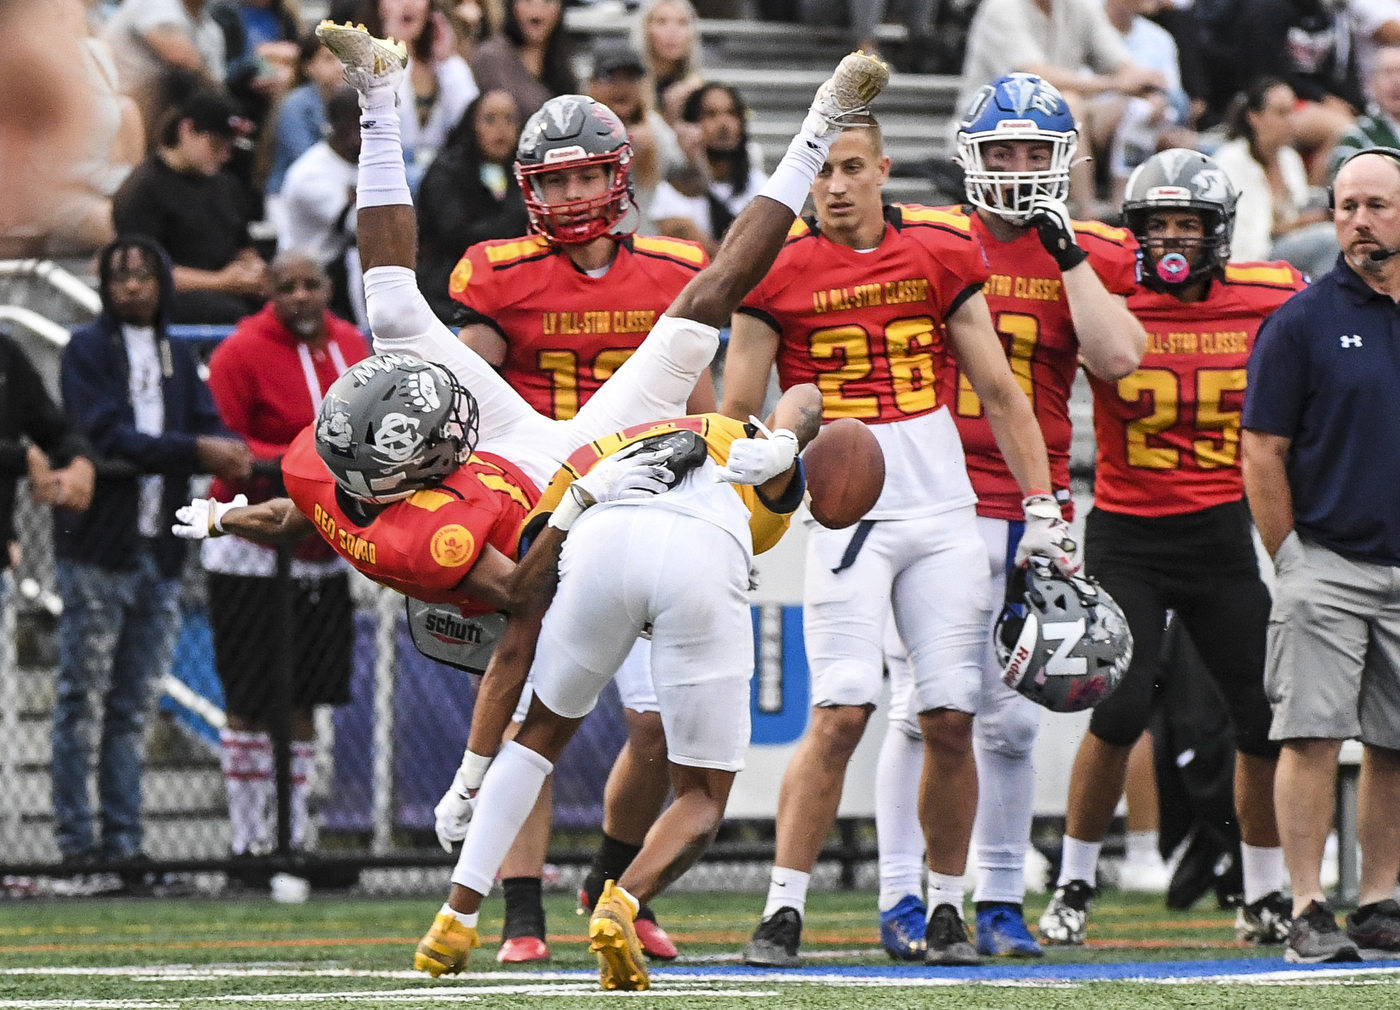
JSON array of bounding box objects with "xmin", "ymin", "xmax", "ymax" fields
[{"xmin": 1242, "ymin": 148, "xmax": 1400, "ymax": 965}]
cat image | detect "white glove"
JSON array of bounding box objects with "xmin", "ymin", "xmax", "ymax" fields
[
  {"xmin": 714, "ymin": 416, "xmax": 799, "ymax": 486},
  {"xmin": 434, "ymin": 750, "xmax": 492, "ymax": 852},
  {"xmin": 1015, "ymin": 493, "xmax": 1081, "ymax": 576},
  {"xmin": 172, "ymin": 494, "xmax": 248, "ymax": 540},
  {"xmin": 549, "ymin": 447, "xmax": 674, "ymax": 531}
]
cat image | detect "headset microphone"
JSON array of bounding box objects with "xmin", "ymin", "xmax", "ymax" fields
[{"xmin": 1369, "ymin": 247, "xmax": 1400, "ymax": 262}]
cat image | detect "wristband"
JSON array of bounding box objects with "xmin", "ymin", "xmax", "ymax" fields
[
  {"xmin": 547, "ymin": 484, "xmax": 592, "ymax": 532},
  {"xmin": 459, "ymin": 749, "xmax": 492, "ymax": 792}
]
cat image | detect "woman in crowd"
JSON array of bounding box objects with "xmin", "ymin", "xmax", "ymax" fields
[
  {"xmin": 470, "ymin": 0, "xmax": 574, "ymax": 121},
  {"xmin": 415, "ymin": 89, "xmax": 528, "ymax": 321},
  {"xmin": 1212, "ymin": 76, "xmax": 1337, "ymax": 279},
  {"xmin": 633, "ymin": 0, "xmax": 703, "ymax": 123},
  {"xmin": 358, "ymin": 0, "xmax": 479, "ymax": 174}
]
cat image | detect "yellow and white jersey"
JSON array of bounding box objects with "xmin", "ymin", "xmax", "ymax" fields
[{"xmin": 523, "ymin": 413, "xmax": 799, "ymax": 563}]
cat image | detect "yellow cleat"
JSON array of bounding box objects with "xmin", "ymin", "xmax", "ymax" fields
[
  {"xmin": 805, "ymin": 50, "xmax": 892, "ymax": 136},
  {"xmin": 588, "ymin": 880, "xmax": 650, "ymax": 991},
  {"xmin": 413, "ymin": 911, "xmax": 481, "ymax": 978},
  {"xmin": 315, "ymin": 19, "xmax": 407, "ymax": 93}
]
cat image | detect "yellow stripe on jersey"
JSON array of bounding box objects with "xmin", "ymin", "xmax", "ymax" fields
[
  {"xmin": 524, "ymin": 414, "xmax": 796, "ymax": 556},
  {"xmin": 1073, "ymin": 219, "xmax": 1132, "ymax": 243},
  {"xmin": 479, "ymin": 475, "xmax": 533, "ymax": 510},
  {"xmin": 897, "ymin": 205, "xmax": 974, "ymax": 232},
  {"xmin": 484, "ymin": 236, "xmax": 550, "ymax": 264},
  {"xmin": 1224, "ymin": 263, "xmax": 1299, "ymax": 287},
  {"xmin": 405, "ymin": 489, "xmax": 457, "ymax": 512},
  {"xmin": 632, "ymin": 235, "xmax": 706, "ymax": 265}
]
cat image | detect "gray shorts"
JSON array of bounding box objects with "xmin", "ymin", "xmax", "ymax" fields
[{"xmin": 1265, "ymin": 532, "xmax": 1400, "ymax": 747}]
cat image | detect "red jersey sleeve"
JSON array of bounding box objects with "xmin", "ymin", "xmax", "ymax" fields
[
  {"xmin": 1075, "ymin": 220, "xmax": 1140, "ymax": 296},
  {"xmin": 447, "ymin": 236, "xmax": 552, "ymax": 326},
  {"xmin": 896, "ymin": 205, "xmax": 991, "ymax": 317}
]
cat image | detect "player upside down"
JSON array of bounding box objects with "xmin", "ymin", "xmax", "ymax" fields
[{"xmin": 173, "ymin": 21, "xmax": 892, "ymax": 992}]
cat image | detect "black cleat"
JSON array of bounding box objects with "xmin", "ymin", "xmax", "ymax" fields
[{"xmin": 742, "ymin": 907, "xmax": 802, "ymax": 968}]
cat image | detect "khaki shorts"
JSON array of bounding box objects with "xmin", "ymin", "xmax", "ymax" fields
[{"xmin": 1265, "ymin": 532, "xmax": 1400, "ymax": 747}]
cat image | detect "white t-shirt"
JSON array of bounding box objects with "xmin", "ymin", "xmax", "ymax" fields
[
  {"xmin": 279, "ymin": 142, "xmax": 358, "ymax": 265},
  {"xmin": 650, "ymin": 167, "xmax": 770, "ymax": 241},
  {"xmin": 959, "ymin": 0, "xmax": 1130, "ymax": 114},
  {"xmin": 1212, "ymin": 137, "xmax": 1310, "ymax": 262},
  {"xmin": 103, "ymin": 0, "xmax": 226, "ymax": 96},
  {"xmin": 1350, "ymin": 0, "xmax": 1400, "ymax": 101},
  {"xmin": 123, "ymin": 325, "xmax": 165, "ymax": 539}
]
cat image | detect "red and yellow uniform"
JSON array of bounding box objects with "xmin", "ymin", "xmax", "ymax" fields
[
  {"xmin": 940, "ymin": 214, "xmax": 1139, "ymax": 520},
  {"xmin": 739, "ymin": 204, "xmax": 989, "ymax": 519},
  {"xmin": 1090, "ymin": 261, "xmax": 1305, "ymax": 516},
  {"xmin": 282, "ymin": 426, "xmax": 539, "ymax": 613},
  {"xmin": 448, "ymin": 235, "xmax": 707, "ymax": 419},
  {"xmin": 525, "ymin": 414, "xmax": 797, "ymax": 557}
]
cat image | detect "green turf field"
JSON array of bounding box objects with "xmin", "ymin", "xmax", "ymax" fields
[{"xmin": 0, "ymin": 889, "xmax": 1394, "ymax": 1008}]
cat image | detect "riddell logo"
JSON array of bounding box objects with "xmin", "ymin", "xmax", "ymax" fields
[
  {"xmin": 424, "ymin": 612, "xmax": 485, "ymax": 645},
  {"xmin": 1002, "ymin": 643, "xmax": 1032, "ymax": 687}
]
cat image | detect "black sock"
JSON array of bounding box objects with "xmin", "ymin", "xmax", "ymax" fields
[
  {"xmin": 582, "ymin": 834, "xmax": 643, "ymax": 907},
  {"xmin": 501, "ymin": 876, "xmax": 546, "ymax": 940}
]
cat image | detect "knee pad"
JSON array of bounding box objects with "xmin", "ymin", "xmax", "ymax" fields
[{"xmin": 975, "ymin": 698, "xmax": 1041, "ymax": 759}]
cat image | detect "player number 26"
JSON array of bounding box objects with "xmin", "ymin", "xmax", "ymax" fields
[
  {"xmin": 807, "ymin": 316, "xmax": 939, "ymax": 418},
  {"xmin": 1117, "ymin": 367, "xmax": 1247, "ymax": 469}
]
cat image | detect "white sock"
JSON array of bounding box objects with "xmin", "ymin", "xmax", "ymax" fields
[
  {"xmin": 757, "ymin": 127, "xmax": 838, "ymax": 216},
  {"xmin": 1058, "ymin": 835, "xmax": 1102, "ymax": 888},
  {"xmin": 357, "ymin": 85, "xmax": 412, "ymax": 209},
  {"xmin": 450, "ymin": 740, "xmax": 554, "ymax": 896},
  {"xmin": 971, "ymin": 742, "xmax": 1036, "ymax": 905},
  {"xmin": 290, "ymin": 741, "xmax": 315, "ymax": 850},
  {"xmin": 926, "ymin": 870, "xmax": 965, "ymax": 914},
  {"xmin": 1241, "ymin": 843, "xmax": 1286, "ymax": 905},
  {"xmin": 1124, "ymin": 830, "xmax": 1160, "ymax": 866},
  {"xmin": 440, "ymin": 902, "xmax": 479, "ymax": 929},
  {"xmin": 762, "ymin": 867, "xmax": 811, "ymax": 921},
  {"xmin": 220, "ymin": 730, "xmax": 274, "ymax": 856},
  {"xmin": 875, "ymin": 727, "xmax": 925, "ymax": 912}
]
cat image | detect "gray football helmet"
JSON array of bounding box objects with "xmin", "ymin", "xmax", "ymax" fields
[
  {"xmin": 314, "ymin": 354, "xmax": 479, "ymax": 504},
  {"xmin": 1123, "ymin": 149, "xmax": 1237, "ymax": 291},
  {"xmin": 994, "ymin": 557, "xmax": 1132, "ymax": 713},
  {"xmin": 515, "ymin": 94, "xmax": 638, "ymax": 243}
]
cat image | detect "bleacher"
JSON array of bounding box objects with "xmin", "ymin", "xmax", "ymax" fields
[{"xmin": 563, "ymin": 11, "xmax": 965, "ymax": 205}]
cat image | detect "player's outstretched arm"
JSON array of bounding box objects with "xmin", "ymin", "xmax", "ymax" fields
[
  {"xmin": 1062, "ymin": 274, "xmax": 1145, "ymax": 381},
  {"xmin": 947, "ymin": 292, "xmax": 1053, "ymax": 494},
  {"xmin": 172, "ymin": 495, "xmax": 316, "ymax": 544},
  {"xmin": 755, "ymin": 382, "xmax": 822, "ymax": 502},
  {"xmin": 667, "ymin": 52, "xmax": 889, "ymax": 328}
]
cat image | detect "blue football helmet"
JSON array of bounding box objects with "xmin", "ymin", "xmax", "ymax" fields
[{"xmin": 956, "ymin": 73, "xmax": 1078, "ymax": 225}]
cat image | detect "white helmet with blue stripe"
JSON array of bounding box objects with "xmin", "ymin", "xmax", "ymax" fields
[{"xmin": 956, "ymin": 73, "xmax": 1078, "ymax": 225}]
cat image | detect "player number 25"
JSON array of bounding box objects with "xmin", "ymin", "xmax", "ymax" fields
[
  {"xmin": 807, "ymin": 316, "xmax": 939, "ymax": 418},
  {"xmin": 1117, "ymin": 367, "xmax": 1247, "ymax": 469}
]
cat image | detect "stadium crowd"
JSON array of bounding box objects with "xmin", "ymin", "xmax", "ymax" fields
[{"xmin": 0, "ymin": 0, "xmax": 1398, "ymax": 986}]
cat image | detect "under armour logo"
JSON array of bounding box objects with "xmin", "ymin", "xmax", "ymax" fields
[{"xmin": 1341, "ymin": 335, "xmax": 1363, "ymax": 348}]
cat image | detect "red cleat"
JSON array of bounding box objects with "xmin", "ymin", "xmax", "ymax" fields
[
  {"xmin": 634, "ymin": 915, "xmax": 679, "ymax": 960},
  {"xmin": 496, "ymin": 936, "xmax": 550, "ymax": 963}
]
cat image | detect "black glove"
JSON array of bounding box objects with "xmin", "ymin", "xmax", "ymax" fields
[{"xmin": 1029, "ymin": 196, "xmax": 1088, "ymax": 271}]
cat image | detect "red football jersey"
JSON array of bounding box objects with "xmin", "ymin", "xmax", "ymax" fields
[
  {"xmin": 940, "ymin": 214, "xmax": 1140, "ymax": 521},
  {"xmin": 282, "ymin": 428, "xmax": 540, "ymax": 614},
  {"xmin": 448, "ymin": 234, "xmax": 708, "ymax": 419},
  {"xmin": 739, "ymin": 204, "xmax": 990, "ymax": 424},
  {"xmin": 1091, "ymin": 261, "xmax": 1305, "ymax": 516}
]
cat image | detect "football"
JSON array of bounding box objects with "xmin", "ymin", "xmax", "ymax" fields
[{"xmin": 802, "ymin": 418, "xmax": 885, "ymax": 529}]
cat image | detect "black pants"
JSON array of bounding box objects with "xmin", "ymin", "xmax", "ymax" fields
[{"xmin": 1084, "ymin": 501, "xmax": 1279, "ymax": 759}]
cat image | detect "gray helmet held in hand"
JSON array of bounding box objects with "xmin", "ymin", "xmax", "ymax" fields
[
  {"xmin": 314, "ymin": 354, "xmax": 479, "ymax": 504},
  {"xmin": 994, "ymin": 557, "xmax": 1133, "ymax": 713},
  {"xmin": 1123, "ymin": 148, "xmax": 1237, "ymax": 291}
]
